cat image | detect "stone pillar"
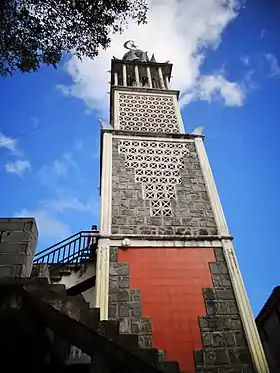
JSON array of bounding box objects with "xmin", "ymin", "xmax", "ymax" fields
[
  {"xmin": 146, "ymin": 66, "xmax": 152, "ymax": 88},
  {"xmin": 164, "ymin": 75, "xmax": 170, "ymax": 89},
  {"xmin": 0, "ymin": 218, "xmax": 38, "ymax": 277},
  {"xmin": 114, "ymin": 72, "xmax": 118, "ymax": 86},
  {"xmin": 134, "ymin": 65, "xmax": 140, "ymax": 87},
  {"xmin": 158, "ymin": 67, "xmax": 165, "ymax": 89},
  {"xmin": 122, "ymin": 64, "xmax": 127, "ymax": 86}
]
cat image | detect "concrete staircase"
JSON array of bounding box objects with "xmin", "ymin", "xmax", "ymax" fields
[{"xmin": 25, "ymin": 276, "xmax": 180, "ymax": 373}]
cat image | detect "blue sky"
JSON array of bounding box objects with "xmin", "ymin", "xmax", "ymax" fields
[{"xmin": 0, "ymin": 0, "xmax": 279, "ymax": 315}]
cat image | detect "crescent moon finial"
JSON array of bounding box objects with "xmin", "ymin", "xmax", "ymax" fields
[{"xmin": 124, "ymin": 40, "xmax": 133, "ymax": 50}]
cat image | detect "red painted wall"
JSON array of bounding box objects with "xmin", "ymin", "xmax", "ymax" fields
[{"xmin": 118, "ymin": 247, "xmax": 215, "ymax": 373}]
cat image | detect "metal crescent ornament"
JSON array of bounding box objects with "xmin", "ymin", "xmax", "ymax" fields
[{"xmin": 124, "ymin": 40, "xmax": 133, "ymax": 50}]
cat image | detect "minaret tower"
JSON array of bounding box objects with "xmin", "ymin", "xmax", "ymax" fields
[{"xmin": 96, "ymin": 41, "xmax": 268, "ymax": 373}]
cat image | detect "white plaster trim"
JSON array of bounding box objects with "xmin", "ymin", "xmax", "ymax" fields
[
  {"xmin": 172, "ymin": 95, "xmax": 185, "ymax": 134},
  {"xmin": 114, "ymin": 91, "xmax": 120, "ymax": 130},
  {"xmin": 194, "ymin": 137, "xmax": 228, "ymax": 236},
  {"xmin": 114, "ymin": 134, "xmax": 194, "ymax": 144},
  {"xmin": 195, "ymin": 137, "xmax": 269, "ymax": 373},
  {"xmin": 99, "ymin": 132, "xmax": 112, "ymax": 236},
  {"xmin": 109, "ymin": 239, "xmax": 223, "ymax": 248},
  {"xmin": 95, "ymin": 238, "xmax": 110, "ymax": 320}
]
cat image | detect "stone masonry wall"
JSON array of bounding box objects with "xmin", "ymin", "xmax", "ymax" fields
[
  {"xmin": 111, "ymin": 137, "xmax": 218, "ymax": 236},
  {"xmin": 108, "ymin": 247, "xmax": 154, "ymax": 349},
  {"xmin": 195, "ymin": 247, "xmax": 255, "ymax": 373},
  {"xmin": 0, "ymin": 218, "xmax": 38, "ymax": 277}
]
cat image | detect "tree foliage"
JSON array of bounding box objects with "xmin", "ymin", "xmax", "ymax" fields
[{"xmin": 0, "ymin": 0, "xmax": 148, "ymax": 76}]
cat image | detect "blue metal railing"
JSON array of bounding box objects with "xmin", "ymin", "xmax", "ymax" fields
[{"xmin": 33, "ymin": 231, "xmax": 99, "ymax": 265}]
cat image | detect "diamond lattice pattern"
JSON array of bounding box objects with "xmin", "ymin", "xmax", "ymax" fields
[
  {"xmin": 118, "ymin": 93, "xmax": 180, "ymax": 133},
  {"xmin": 118, "ymin": 140, "xmax": 189, "ymax": 216}
]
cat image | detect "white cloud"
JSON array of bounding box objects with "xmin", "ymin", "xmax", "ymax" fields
[
  {"xmin": 260, "ymin": 29, "xmax": 267, "ymax": 39},
  {"xmin": 264, "ymin": 53, "xmax": 280, "ymax": 77},
  {"xmin": 42, "ymin": 196, "xmax": 99, "ymax": 214},
  {"xmin": 15, "ymin": 208, "xmax": 71, "ymax": 240},
  {"xmin": 38, "ymin": 151, "xmax": 80, "ymax": 188},
  {"xmin": 240, "ymin": 56, "xmax": 249, "ymax": 67},
  {"xmin": 58, "ymin": 0, "xmax": 245, "ymax": 112},
  {"xmin": 0, "ymin": 131, "xmax": 20, "ymax": 155},
  {"xmin": 190, "ymin": 74, "xmax": 246, "ymax": 107},
  {"xmin": 5, "ymin": 160, "xmax": 31, "ymax": 177}
]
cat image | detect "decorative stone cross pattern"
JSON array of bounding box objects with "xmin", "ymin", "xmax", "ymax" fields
[{"xmin": 118, "ymin": 139, "xmax": 189, "ymax": 216}]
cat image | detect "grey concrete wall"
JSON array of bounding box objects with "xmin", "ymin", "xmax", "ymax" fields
[
  {"xmin": 56, "ymin": 262, "xmax": 96, "ymax": 306},
  {"xmin": 111, "ymin": 137, "xmax": 217, "ymax": 236},
  {"xmin": 0, "ymin": 218, "xmax": 38, "ymax": 277}
]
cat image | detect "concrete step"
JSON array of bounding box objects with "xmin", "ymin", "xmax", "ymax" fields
[
  {"xmin": 115, "ymin": 333, "xmax": 139, "ymax": 351},
  {"xmin": 159, "ymin": 361, "xmax": 180, "ymax": 373},
  {"xmin": 135, "ymin": 348, "xmax": 159, "ymax": 367},
  {"xmin": 97, "ymin": 320, "xmax": 120, "ymax": 339}
]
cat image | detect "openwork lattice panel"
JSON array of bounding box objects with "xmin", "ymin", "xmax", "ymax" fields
[
  {"xmin": 118, "ymin": 140, "xmax": 189, "ymax": 216},
  {"xmin": 118, "ymin": 93, "xmax": 180, "ymax": 133}
]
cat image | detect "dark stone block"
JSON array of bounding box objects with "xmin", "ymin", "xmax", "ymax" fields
[
  {"xmin": 117, "ymin": 263, "xmax": 129, "ymax": 276},
  {"xmin": 212, "ymin": 274, "xmax": 231, "ymax": 288},
  {"xmin": 138, "ymin": 335, "xmax": 153, "ymax": 348},
  {"xmin": 224, "ymin": 331, "xmax": 236, "ymax": 346},
  {"xmin": 131, "ymin": 319, "xmax": 152, "ymax": 334},
  {"xmin": 118, "ymin": 304, "xmax": 129, "ymax": 317},
  {"xmin": 204, "ymin": 349, "xmax": 230, "ymax": 365},
  {"xmin": 209, "ymin": 263, "xmax": 220, "ymax": 275},
  {"xmin": 202, "ymin": 332, "xmax": 212, "ymax": 347},
  {"xmin": 108, "ymin": 305, "xmax": 117, "ymax": 318},
  {"xmin": 130, "ymin": 308, "xmax": 142, "ymax": 317},
  {"xmin": 216, "ymin": 289, "xmax": 235, "ymax": 301},
  {"xmin": 212, "ymin": 332, "xmax": 227, "ymax": 347},
  {"xmin": 222, "ymin": 316, "xmax": 242, "ymax": 331},
  {"xmin": 109, "ymin": 263, "xmax": 118, "ymax": 275},
  {"xmin": 199, "ymin": 316, "xmax": 223, "ymax": 332},
  {"xmin": 118, "ymin": 290, "xmax": 129, "ymax": 302},
  {"xmin": 241, "ymin": 365, "xmax": 254, "ymax": 373},
  {"xmin": 109, "ymin": 277, "xmax": 118, "ymax": 289},
  {"xmin": 234, "ymin": 331, "xmax": 247, "ymax": 347},
  {"xmin": 110, "ymin": 247, "xmax": 118, "ymax": 262},
  {"xmin": 119, "ymin": 276, "xmax": 129, "ymax": 288},
  {"xmin": 128, "ymin": 301, "xmax": 141, "ymax": 309},
  {"xmin": 208, "ymin": 301, "xmax": 238, "ymax": 315},
  {"xmin": 196, "ymin": 368, "xmax": 218, "ymax": 373},
  {"xmin": 206, "ymin": 300, "xmax": 217, "ymax": 315},
  {"xmin": 228, "ymin": 348, "xmax": 251, "ymax": 365},
  {"xmin": 109, "ymin": 292, "xmax": 118, "ymax": 302},
  {"xmin": 119, "ymin": 318, "xmax": 131, "ymax": 334},
  {"xmin": 203, "ymin": 288, "xmax": 215, "ymax": 301},
  {"xmin": 218, "ymin": 368, "xmax": 242, "ymax": 373}
]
